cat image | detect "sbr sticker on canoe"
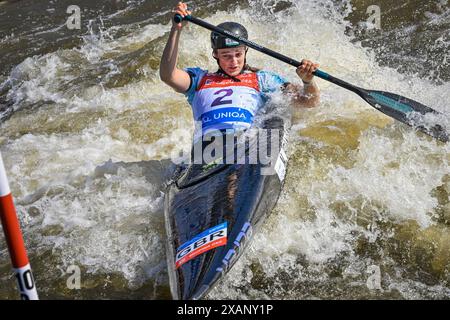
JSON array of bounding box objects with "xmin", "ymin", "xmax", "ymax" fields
[{"xmin": 175, "ymin": 222, "xmax": 228, "ymax": 269}]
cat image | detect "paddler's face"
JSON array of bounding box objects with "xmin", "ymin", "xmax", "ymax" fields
[{"xmin": 215, "ymin": 46, "xmax": 246, "ymax": 77}]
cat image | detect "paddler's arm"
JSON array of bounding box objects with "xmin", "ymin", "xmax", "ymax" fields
[
  {"xmin": 282, "ymin": 59, "xmax": 320, "ymax": 108},
  {"xmin": 159, "ymin": 2, "xmax": 192, "ymax": 93}
]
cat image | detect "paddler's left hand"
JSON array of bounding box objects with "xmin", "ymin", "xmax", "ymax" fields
[{"xmin": 296, "ymin": 59, "xmax": 319, "ymax": 84}]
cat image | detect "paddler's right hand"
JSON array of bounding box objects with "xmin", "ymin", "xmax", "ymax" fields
[{"xmin": 172, "ymin": 2, "xmax": 191, "ymax": 30}]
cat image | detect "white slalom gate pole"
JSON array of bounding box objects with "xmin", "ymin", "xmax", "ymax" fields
[{"xmin": 0, "ymin": 152, "xmax": 38, "ymax": 300}]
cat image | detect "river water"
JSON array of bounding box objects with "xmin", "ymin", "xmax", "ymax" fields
[{"xmin": 0, "ymin": 0, "xmax": 449, "ymax": 299}]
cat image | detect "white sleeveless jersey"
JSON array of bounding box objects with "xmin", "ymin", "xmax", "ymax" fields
[{"xmin": 184, "ymin": 68, "xmax": 287, "ymax": 141}]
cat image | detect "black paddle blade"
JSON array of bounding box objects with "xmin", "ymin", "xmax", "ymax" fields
[{"xmin": 361, "ymin": 90, "xmax": 448, "ymax": 142}]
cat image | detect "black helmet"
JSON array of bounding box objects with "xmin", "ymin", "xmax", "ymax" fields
[{"xmin": 211, "ymin": 22, "xmax": 248, "ymax": 50}]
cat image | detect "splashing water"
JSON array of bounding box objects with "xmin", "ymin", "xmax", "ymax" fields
[{"xmin": 0, "ymin": 0, "xmax": 449, "ymax": 299}]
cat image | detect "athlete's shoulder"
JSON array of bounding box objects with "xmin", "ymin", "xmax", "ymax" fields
[
  {"xmin": 184, "ymin": 67, "xmax": 208, "ymax": 78},
  {"xmin": 256, "ymin": 70, "xmax": 285, "ymax": 79},
  {"xmin": 256, "ymin": 70, "xmax": 288, "ymax": 93},
  {"xmin": 183, "ymin": 67, "xmax": 209, "ymax": 102}
]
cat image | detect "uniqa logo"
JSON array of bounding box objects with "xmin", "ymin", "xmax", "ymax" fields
[{"xmin": 202, "ymin": 111, "xmax": 247, "ymax": 123}]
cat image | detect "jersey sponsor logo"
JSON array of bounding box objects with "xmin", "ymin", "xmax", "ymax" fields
[
  {"xmin": 197, "ymin": 72, "xmax": 260, "ymax": 91},
  {"xmin": 200, "ymin": 107, "xmax": 253, "ymax": 129},
  {"xmin": 175, "ymin": 222, "xmax": 228, "ymax": 269}
]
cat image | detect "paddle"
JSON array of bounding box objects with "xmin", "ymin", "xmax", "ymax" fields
[{"xmin": 174, "ymin": 14, "xmax": 448, "ymax": 143}]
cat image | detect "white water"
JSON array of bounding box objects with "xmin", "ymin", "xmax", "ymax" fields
[{"xmin": 1, "ymin": 0, "xmax": 449, "ymax": 299}]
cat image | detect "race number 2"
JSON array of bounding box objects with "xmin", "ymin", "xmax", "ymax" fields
[{"xmin": 211, "ymin": 89, "xmax": 233, "ymax": 107}]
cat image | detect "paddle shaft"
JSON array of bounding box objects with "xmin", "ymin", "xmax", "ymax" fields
[
  {"xmin": 174, "ymin": 14, "xmax": 361, "ymax": 94},
  {"xmin": 173, "ymin": 14, "xmax": 448, "ymax": 142}
]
